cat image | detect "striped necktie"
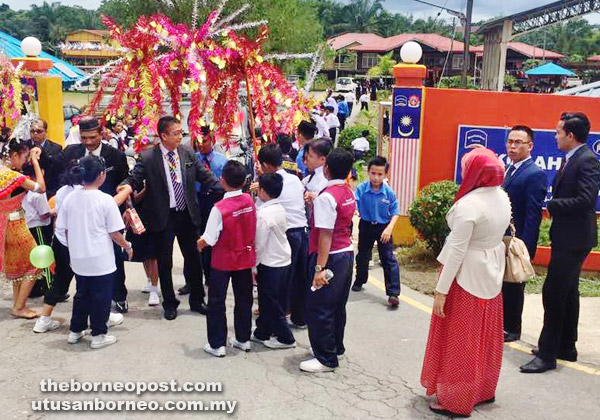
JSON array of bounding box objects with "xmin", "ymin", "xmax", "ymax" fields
[{"xmin": 167, "ymin": 151, "xmax": 186, "ymax": 211}]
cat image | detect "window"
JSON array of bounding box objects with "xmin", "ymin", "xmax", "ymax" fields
[
  {"xmin": 452, "ymin": 54, "xmax": 464, "ymax": 70},
  {"xmin": 361, "ymin": 53, "xmax": 379, "ymax": 69}
]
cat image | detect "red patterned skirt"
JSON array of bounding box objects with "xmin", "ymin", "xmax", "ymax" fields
[{"xmin": 421, "ymin": 282, "xmax": 503, "ymax": 416}]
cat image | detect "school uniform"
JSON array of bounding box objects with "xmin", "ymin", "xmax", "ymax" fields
[
  {"xmin": 253, "ymin": 199, "xmax": 295, "ymax": 345},
  {"xmin": 55, "ymin": 188, "xmax": 125, "ymax": 336},
  {"xmin": 306, "ymin": 180, "xmax": 356, "ymax": 368},
  {"xmin": 303, "ymin": 166, "xmax": 328, "ymax": 194},
  {"xmin": 353, "ymin": 181, "xmax": 401, "ymax": 296},
  {"xmin": 202, "ymin": 190, "xmax": 257, "ymax": 348},
  {"xmin": 23, "ymin": 191, "xmax": 53, "ymax": 290}
]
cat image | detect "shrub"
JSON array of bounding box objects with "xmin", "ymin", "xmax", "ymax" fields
[
  {"xmin": 338, "ymin": 123, "xmax": 377, "ymax": 160},
  {"xmin": 408, "ymin": 180, "xmax": 459, "ymax": 255}
]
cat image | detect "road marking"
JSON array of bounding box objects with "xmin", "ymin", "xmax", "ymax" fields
[{"xmin": 367, "ymin": 274, "xmax": 600, "ymax": 376}]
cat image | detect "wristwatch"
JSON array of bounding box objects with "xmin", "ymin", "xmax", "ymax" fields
[{"xmin": 315, "ymin": 265, "xmax": 323, "ymax": 273}]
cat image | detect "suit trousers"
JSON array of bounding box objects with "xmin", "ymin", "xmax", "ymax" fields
[
  {"xmin": 155, "ymin": 209, "xmax": 204, "ymax": 311},
  {"xmin": 44, "ymin": 239, "xmax": 74, "ymax": 307},
  {"xmin": 206, "ymin": 268, "xmax": 253, "ymax": 349},
  {"xmin": 254, "ymin": 264, "xmax": 295, "ymax": 345},
  {"xmin": 502, "ymin": 281, "xmax": 526, "ymax": 336},
  {"xmin": 537, "ymin": 247, "xmax": 591, "ymax": 362},
  {"xmin": 286, "ymin": 227, "xmax": 309, "ymax": 326},
  {"xmin": 70, "ymin": 271, "xmax": 115, "ymax": 336},
  {"xmin": 354, "ymin": 220, "xmax": 401, "ymax": 296},
  {"xmin": 306, "ymin": 251, "xmax": 354, "ymax": 368},
  {"xmin": 112, "ymin": 242, "xmax": 127, "ymax": 302}
]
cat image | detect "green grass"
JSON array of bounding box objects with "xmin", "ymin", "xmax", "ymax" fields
[
  {"xmin": 63, "ymin": 91, "xmax": 94, "ymax": 108},
  {"xmin": 525, "ymin": 274, "xmax": 600, "ymax": 297},
  {"xmin": 537, "ymin": 218, "xmax": 600, "ymax": 251}
]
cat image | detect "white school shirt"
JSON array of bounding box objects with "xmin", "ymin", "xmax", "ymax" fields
[
  {"xmin": 159, "ymin": 143, "xmax": 183, "ymax": 209},
  {"xmin": 55, "ymin": 189, "xmax": 125, "ymax": 276},
  {"xmin": 310, "ymin": 113, "xmax": 329, "ymax": 139},
  {"xmin": 304, "ymin": 166, "xmax": 328, "ymax": 194},
  {"xmin": 255, "ymin": 199, "xmax": 292, "ymax": 268},
  {"xmin": 22, "ymin": 191, "xmax": 51, "ymax": 228},
  {"xmin": 345, "ymin": 91, "xmax": 356, "ymax": 103},
  {"xmin": 256, "ymin": 169, "xmax": 307, "ymax": 229},
  {"xmin": 201, "ymin": 189, "xmax": 243, "ymax": 246},
  {"xmin": 53, "ymin": 185, "xmax": 83, "ymax": 245},
  {"xmin": 359, "ymin": 94, "xmax": 369, "ymax": 103},
  {"xmin": 325, "ymin": 113, "xmax": 340, "ymax": 129},
  {"xmin": 325, "ymin": 97, "xmax": 338, "ymax": 114},
  {"xmin": 313, "ymin": 179, "xmax": 354, "ymax": 254},
  {"xmin": 351, "ymin": 137, "xmax": 370, "ymax": 152}
]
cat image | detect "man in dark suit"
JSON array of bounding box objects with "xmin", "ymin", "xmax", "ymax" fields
[
  {"xmin": 27, "ymin": 119, "xmax": 64, "ymax": 198},
  {"xmin": 521, "ymin": 112, "xmax": 600, "ymax": 373},
  {"xmin": 502, "ymin": 125, "xmax": 547, "ymax": 343},
  {"xmin": 119, "ymin": 116, "xmax": 219, "ymax": 320},
  {"xmin": 62, "ymin": 117, "xmax": 130, "ymax": 313}
]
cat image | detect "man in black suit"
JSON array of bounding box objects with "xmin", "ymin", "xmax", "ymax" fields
[
  {"xmin": 62, "ymin": 117, "xmax": 130, "ymax": 313},
  {"xmin": 521, "ymin": 112, "xmax": 600, "ymax": 373},
  {"xmin": 27, "ymin": 119, "xmax": 64, "ymax": 198},
  {"xmin": 502, "ymin": 126, "xmax": 547, "ymax": 343},
  {"xmin": 119, "ymin": 116, "xmax": 219, "ymax": 320}
]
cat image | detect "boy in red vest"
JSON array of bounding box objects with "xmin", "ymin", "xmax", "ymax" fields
[
  {"xmin": 301, "ymin": 148, "xmax": 356, "ymax": 373},
  {"xmin": 198, "ymin": 160, "xmax": 257, "ymax": 357}
]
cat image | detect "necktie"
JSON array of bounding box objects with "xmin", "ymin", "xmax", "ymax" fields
[
  {"xmin": 504, "ymin": 165, "xmax": 516, "ymax": 186},
  {"xmin": 167, "ymin": 151, "xmax": 186, "ymax": 211},
  {"xmin": 203, "ymin": 155, "xmax": 211, "ymax": 172},
  {"xmin": 558, "ymin": 157, "xmax": 567, "ymax": 175}
]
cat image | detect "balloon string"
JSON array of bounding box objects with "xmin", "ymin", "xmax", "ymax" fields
[{"xmin": 35, "ymin": 226, "xmax": 53, "ymax": 288}]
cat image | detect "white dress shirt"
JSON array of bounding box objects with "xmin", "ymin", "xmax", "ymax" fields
[
  {"xmin": 436, "ymin": 186, "xmax": 512, "ymax": 299},
  {"xmin": 325, "ymin": 113, "xmax": 340, "ymax": 129},
  {"xmin": 565, "ymin": 143, "xmax": 585, "ymax": 165},
  {"xmin": 345, "ymin": 91, "xmax": 356, "ymax": 103},
  {"xmin": 325, "ymin": 97, "xmax": 338, "ymax": 114},
  {"xmin": 202, "ymin": 190, "xmax": 243, "ymax": 246},
  {"xmin": 313, "ymin": 179, "xmax": 354, "ymax": 254},
  {"xmin": 85, "ymin": 143, "xmax": 103, "ymax": 157},
  {"xmin": 257, "ymin": 169, "xmax": 307, "ymax": 229},
  {"xmin": 304, "ymin": 166, "xmax": 328, "ymax": 193},
  {"xmin": 351, "ymin": 137, "xmax": 370, "ymax": 152},
  {"xmin": 159, "ymin": 143, "xmax": 183, "ymax": 209},
  {"xmin": 255, "ymin": 199, "xmax": 292, "ymax": 268},
  {"xmin": 310, "ymin": 113, "xmax": 329, "ymax": 139}
]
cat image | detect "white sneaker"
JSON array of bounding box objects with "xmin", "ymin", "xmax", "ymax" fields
[
  {"xmin": 67, "ymin": 330, "xmax": 86, "ymax": 344},
  {"xmin": 141, "ymin": 281, "xmax": 152, "ymax": 293},
  {"xmin": 300, "ymin": 357, "xmax": 335, "ymax": 373},
  {"xmin": 230, "ymin": 338, "xmax": 251, "ymax": 351},
  {"xmin": 90, "ymin": 334, "xmax": 117, "ymax": 349},
  {"xmin": 252, "ymin": 285, "xmax": 258, "ymax": 299},
  {"xmin": 107, "ymin": 312, "xmax": 124, "ymax": 328},
  {"xmin": 309, "ymin": 347, "xmax": 344, "ymax": 359},
  {"xmin": 148, "ymin": 291, "xmax": 160, "ymax": 306},
  {"xmin": 287, "ymin": 319, "xmax": 308, "ymax": 329},
  {"xmin": 264, "ymin": 337, "xmax": 296, "ymax": 349},
  {"xmin": 33, "ymin": 317, "xmax": 60, "ymax": 333},
  {"xmin": 204, "ymin": 343, "xmax": 226, "ymax": 357},
  {"xmin": 250, "ymin": 334, "xmax": 267, "ymax": 345}
]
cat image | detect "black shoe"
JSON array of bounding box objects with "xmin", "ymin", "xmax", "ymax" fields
[
  {"xmin": 190, "ymin": 302, "xmax": 208, "ymax": 315},
  {"xmin": 531, "ymin": 347, "xmax": 577, "ymax": 362},
  {"xmin": 115, "ymin": 301, "xmax": 128, "ymax": 313},
  {"xmin": 429, "ymin": 404, "xmax": 470, "ymax": 418},
  {"xmin": 520, "ymin": 357, "xmax": 557, "ymax": 373},
  {"xmin": 178, "ymin": 285, "xmax": 191, "ymax": 295},
  {"xmin": 164, "ymin": 308, "xmax": 178, "ymax": 320},
  {"xmin": 351, "ymin": 283, "xmax": 363, "ymax": 292},
  {"xmin": 503, "ymin": 332, "xmax": 520, "ymax": 343},
  {"xmin": 57, "ymin": 293, "xmax": 70, "ymax": 303}
]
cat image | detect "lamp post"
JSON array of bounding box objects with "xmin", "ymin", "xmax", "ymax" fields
[{"xmin": 11, "ymin": 36, "xmax": 64, "ymax": 144}]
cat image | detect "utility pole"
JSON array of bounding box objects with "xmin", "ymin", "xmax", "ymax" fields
[{"xmin": 460, "ymin": 0, "xmax": 474, "ymax": 88}]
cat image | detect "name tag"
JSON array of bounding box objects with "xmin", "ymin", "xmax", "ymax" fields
[
  {"xmin": 381, "ymin": 199, "xmax": 390, "ymax": 204},
  {"xmin": 8, "ymin": 211, "xmax": 22, "ymax": 221}
]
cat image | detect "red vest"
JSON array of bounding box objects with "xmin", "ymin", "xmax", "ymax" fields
[
  {"xmin": 309, "ymin": 183, "xmax": 356, "ymax": 254},
  {"xmin": 212, "ymin": 193, "xmax": 257, "ymax": 271}
]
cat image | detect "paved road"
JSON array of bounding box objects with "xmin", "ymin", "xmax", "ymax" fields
[{"xmin": 1, "ymin": 251, "xmax": 599, "ymax": 419}]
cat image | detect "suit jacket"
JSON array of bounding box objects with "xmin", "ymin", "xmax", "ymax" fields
[
  {"xmin": 25, "ymin": 139, "xmax": 64, "ymax": 198},
  {"xmin": 503, "ymin": 158, "xmax": 547, "ymax": 258},
  {"xmin": 548, "ymin": 145, "xmax": 600, "ymax": 251},
  {"xmin": 123, "ymin": 145, "xmax": 219, "ymax": 232},
  {"xmin": 61, "ymin": 143, "xmax": 129, "ymax": 196}
]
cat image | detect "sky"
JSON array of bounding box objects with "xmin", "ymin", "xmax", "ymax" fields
[{"xmin": 3, "ymin": 0, "xmax": 600, "ymax": 24}]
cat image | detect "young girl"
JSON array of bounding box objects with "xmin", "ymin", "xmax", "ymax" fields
[
  {"xmin": 55, "ymin": 156, "xmax": 132, "ymax": 349},
  {"xmin": 1, "ymin": 141, "xmax": 46, "ymax": 319}
]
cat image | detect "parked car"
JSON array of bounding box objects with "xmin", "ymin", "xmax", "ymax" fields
[
  {"xmin": 335, "ymin": 77, "xmax": 357, "ymax": 92},
  {"xmin": 63, "ymin": 104, "xmax": 82, "ymax": 137}
]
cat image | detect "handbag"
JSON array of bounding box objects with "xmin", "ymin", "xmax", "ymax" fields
[{"xmin": 503, "ymin": 224, "xmax": 535, "ymax": 283}]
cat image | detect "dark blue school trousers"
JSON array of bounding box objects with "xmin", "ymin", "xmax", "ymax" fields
[
  {"xmin": 286, "ymin": 227, "xmax": 309, "ymax": 326},
  {"xmin": 70, "ymin": 271, "xmax": 115, "ymax": 336},
  {"xmin": 206, "ymin": 268, "xmax": 253, "ymax": 349},
  {"xmin": 306, "ymin": 251, "xmax": 354, "ymax": 368},
  {"xmin": 254, "ymin": 264, "xmax": 295, "ymax": 345}
]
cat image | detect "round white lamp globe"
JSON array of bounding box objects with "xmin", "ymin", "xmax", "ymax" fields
[
  {"xmin": 21, "ymin": 37, "xmax": 42, "ymax": 57},
  {"xmin": 400, "ymin": 41, "xmax": 423, "ymax": 64}
]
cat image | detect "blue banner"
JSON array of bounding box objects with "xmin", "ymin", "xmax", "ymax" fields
[
  {"xmin": 391, "ymin": 88, "xmax": 422, "ymax": 139},
  {"xmin": 454, "ymin": 125, "xmax": 600, "ymax": 211}
]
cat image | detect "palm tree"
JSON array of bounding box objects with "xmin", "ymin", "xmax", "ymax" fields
[{"xmin": 329, "ymin": 0, "xmax": 383, "ymax": 34}]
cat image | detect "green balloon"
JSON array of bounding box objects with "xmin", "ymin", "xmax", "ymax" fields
[{"xmin": 29, "ymin": 245, "xmax": 55, "ymax": 269}]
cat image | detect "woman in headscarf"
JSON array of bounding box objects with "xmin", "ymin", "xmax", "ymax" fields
[{"xmin": 421, "ymin": 147, "xmax": 512, "ymax": 417}]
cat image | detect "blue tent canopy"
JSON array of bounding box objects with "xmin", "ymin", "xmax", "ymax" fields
[
  {"xmin": 525, "ymin": 62, "xmax": 575, "ymax": 77},
  {"xmin": 0, "ymin": 30, "xmax": 86, "ymax": 86}
]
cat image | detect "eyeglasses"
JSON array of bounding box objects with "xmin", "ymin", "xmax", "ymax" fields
[
  {"xmin": 30, "ymin": 129, "xmax": 45, "ymax": 134},
  {"xmin": 506, "ymin": 139, "xmax": 531, "ymax": 146},
  {"xmin": 169, "ymin": 130, "xmax": 184, "ymax": 137}
]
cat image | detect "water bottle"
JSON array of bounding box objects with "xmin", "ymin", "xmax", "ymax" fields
[{"xmin": 311, "ymin": 269, "xmax": 334, "ymax": 292}]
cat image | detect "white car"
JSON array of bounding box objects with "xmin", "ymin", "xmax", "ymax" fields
[{"xmin": 335, "ymin": 77, "xmax": 357, "ymax": 92}]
